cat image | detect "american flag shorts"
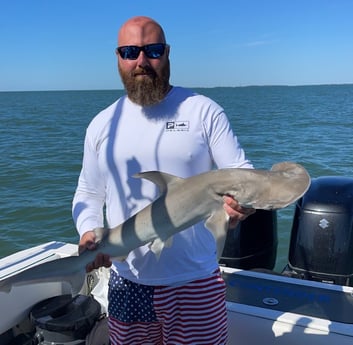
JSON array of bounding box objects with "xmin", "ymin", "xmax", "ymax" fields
[{"xmin": 107, "ymin": 269, "xmax": 228, "ymax": 345}]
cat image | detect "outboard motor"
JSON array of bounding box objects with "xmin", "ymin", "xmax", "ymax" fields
[
  {"xmin": 284, "ymin": 176, "xmax": 353, "ymax": 286},
  {"xmin": 220, "ymin": 209, "xmax": 277, "ymax": 270}
]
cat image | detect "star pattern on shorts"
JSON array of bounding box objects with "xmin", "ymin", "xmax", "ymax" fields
[{"xmin": 108, "ymin": 272, "xmax": 158, "ymax": 323}]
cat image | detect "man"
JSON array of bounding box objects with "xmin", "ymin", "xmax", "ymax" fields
[{"xmin": 73, "ymin": 16, "xmax": 254, "ymax": 345}]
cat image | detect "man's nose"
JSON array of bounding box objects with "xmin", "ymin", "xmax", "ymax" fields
[{"xmin": 136, "ymin": 50, "xmax": 150, "ymax": 67}]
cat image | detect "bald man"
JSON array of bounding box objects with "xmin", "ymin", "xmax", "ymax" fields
[{"xmin": 73, "ymin": 16, "xmax": 254, "ymax": 345}]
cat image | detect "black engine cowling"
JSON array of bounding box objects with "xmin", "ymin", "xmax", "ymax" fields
[
  {"xmin": 284, "ymin": 176, "xmax": 353, "ymax": 286},
  {"xmin": 220, "ymin": 209, "xmax": 277, "ymax": 270}
]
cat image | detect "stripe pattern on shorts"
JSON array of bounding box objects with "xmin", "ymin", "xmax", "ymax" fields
[{"xmin": 153, "ymin": 271, "xmax": 228, "ymax": 345}]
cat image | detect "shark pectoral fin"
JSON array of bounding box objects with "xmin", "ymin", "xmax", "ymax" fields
[
  {"xmin": 150, "ymin": 237, "xmax": 173, "ymax": 260},
  {"xmin": 205, "ymin": 209, "xmax": 230, "ymax": 260}
]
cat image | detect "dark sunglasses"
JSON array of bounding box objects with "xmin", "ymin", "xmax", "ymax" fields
[{"xmin": 116, "ymin": 43, "xmax": 167, "ymax": 60}]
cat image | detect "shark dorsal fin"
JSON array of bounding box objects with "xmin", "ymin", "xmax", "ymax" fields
[{"xmin": 134, "ymin": 171, "xmax": 184, "ymax": 194}]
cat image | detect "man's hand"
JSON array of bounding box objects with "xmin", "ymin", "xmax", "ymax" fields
[
  {"xmin": 223, "ymin": 195, "xmax": 255, "ymax": 229},
  {"xmin": 79, "ymin": 230, "xmax": 112, "ymax": 273}
]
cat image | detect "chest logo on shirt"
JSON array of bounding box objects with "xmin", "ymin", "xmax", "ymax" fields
[{"xmin": 166, "ymin": 121, "xmax": 190, "ymax": 131}]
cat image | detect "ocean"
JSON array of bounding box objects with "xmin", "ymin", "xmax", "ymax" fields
[{"xmin": 1, "ymin": 85, "xmax": 352, "ymax": 271}]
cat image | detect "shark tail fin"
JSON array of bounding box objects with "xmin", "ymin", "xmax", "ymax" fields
[{"xmin": 67, "ymin": 270, "xmax": 87, "ymax": 296}]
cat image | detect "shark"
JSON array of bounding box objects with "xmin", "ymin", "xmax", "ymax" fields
[{"xmin": 0, "ymin": 161, "xmax": 310, "ymax": 293}]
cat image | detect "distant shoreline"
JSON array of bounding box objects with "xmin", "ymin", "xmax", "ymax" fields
[{"xmin": 1, "ymin": 83, "xmax": 353, "ymax": 93}]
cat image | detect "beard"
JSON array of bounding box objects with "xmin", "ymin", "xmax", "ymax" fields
[{"xmin": 119, "ymin": 60, "xmax": 170, "ymax": 106}]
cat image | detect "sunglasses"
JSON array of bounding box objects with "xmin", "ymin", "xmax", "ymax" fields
[{"xmin": 116, "ymin": 43, "xmax": 167, "ymax": 60}]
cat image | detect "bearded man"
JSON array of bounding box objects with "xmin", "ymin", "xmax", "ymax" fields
[{"xmin": 73, "ymin": 16, "xmax": 254, "ymax": 345}]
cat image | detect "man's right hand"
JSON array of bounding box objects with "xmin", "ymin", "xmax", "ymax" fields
[{"xmin": 79, "ymin": 230, "xmax": 112, "ymax": 272}]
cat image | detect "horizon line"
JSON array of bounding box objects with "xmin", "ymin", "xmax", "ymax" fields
[{"xmin": 1, "ymin": 82, "xmax": 352, "ymax": 93}]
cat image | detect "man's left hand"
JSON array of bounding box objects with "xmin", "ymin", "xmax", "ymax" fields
[{"xmin": 223, "ymin": 195, "xmax": 255, "ymax": 229}]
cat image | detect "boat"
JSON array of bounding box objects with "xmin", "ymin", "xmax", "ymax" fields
[{"xmin": 1, "ymin": 175, "xmax": 353, "ymax": 344}]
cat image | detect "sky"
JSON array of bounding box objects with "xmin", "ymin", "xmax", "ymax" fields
[{"xmin": 1, "ymin": 0, "xmax": 353, "ymax": 91}]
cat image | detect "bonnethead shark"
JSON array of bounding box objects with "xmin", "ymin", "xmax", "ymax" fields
[{"xmin": 0, "ymin": 162, "xmax": 310, "ymax": 293}]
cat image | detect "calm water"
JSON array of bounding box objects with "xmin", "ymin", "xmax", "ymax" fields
[{"xmin": 1, "ymin": 85, "xmax": 353, "ymax": 271}]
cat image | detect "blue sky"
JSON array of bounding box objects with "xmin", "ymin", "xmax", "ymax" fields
[{"xmin": 1, "ymin": 0, "xmax": 353, "ymax": 91}]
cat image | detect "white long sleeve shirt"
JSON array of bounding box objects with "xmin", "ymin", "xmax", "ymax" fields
[{"xmin": 73, "ymin": 86, "xmax": 253, "ymax": 285}]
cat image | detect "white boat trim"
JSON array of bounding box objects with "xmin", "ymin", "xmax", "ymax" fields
[{"xmin": 1, "ymin": 243, "xmax": 353, "ymax": 345}]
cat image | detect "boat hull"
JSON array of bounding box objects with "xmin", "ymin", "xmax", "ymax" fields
[{"xmin": 2, "ymin": 244, "xmax": 353, "ymax": 344}]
